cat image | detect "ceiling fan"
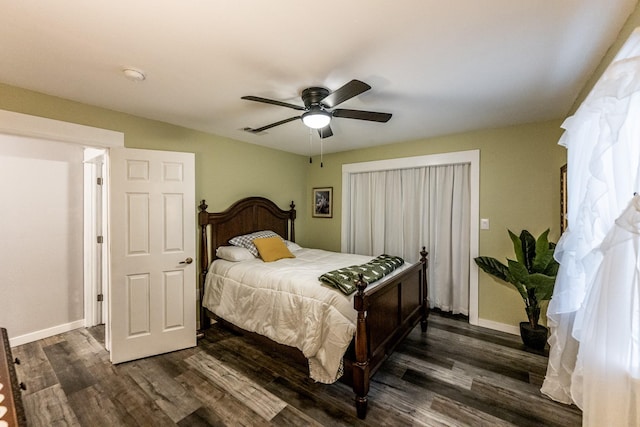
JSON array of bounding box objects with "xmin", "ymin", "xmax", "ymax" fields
[{"xmin": 241, "ymin": 79, "xmax": 392, "ymax": 138}]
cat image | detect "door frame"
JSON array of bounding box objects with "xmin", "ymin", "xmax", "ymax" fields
[
  {"xmin": 83, "ymin": 149, "xmax": 104, "ymax": 327},
  {"xmin": 83, "ymin": 149, "xmax": 111, "ymax": 350}
]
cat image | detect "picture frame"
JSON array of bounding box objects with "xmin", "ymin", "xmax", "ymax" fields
[
  {"xmin": 312, "ymin": 187, "xmax": 333, "ymax": 218},
  {"xmin": 561, "ymin": 164, "xmax": 567, "ymax": 233}
]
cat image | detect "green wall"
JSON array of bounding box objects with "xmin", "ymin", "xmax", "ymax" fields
[{"xmin": 306, "ymin": 121, "xmax": 566, "ymax": 327}]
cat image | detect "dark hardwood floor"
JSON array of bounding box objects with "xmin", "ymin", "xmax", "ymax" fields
[{"xmin": 12, "ymin": 313, "xmax": 582, "ymax": 426}]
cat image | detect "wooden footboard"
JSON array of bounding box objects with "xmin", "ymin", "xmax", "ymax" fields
[{"xmin": 344, "ymin": 248, "xmax": 429, "ymax": 419}]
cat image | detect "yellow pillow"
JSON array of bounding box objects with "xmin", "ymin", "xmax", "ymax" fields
[{"xmin": 253, "ymin": 236, "xmax": 296, "ymax": 262}]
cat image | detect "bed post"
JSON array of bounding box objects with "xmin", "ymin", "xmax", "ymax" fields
[
  {"xmin": 289, "ymin": 201, "xmax": 296, "ymax": 242},
  {"xmin": 420, "ymin": 246, "xmax": 429, "ymax": 332},
  {"xmin": 353, "ymin": 273, "xmax": 370, "ymax": 419},
  {"xmin": 198, "ymin": 200, "xmax": 211, "ymax": 332}
]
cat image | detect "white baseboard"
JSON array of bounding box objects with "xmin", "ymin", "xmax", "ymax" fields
[
  {"xmin": 9, "ymin": 319, "xmax": 85, "ymax": 347},
  {"xmin": 476, "ymin": 318, "xmax": 520, "ymax": 336}
]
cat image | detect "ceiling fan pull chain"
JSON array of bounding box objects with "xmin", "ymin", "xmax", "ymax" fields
[
  {"xmin": 320, "ymin": 132, "xmax": 324, "ymax": 168},
  {"xmin": 309, "ymin": 128, "xmax": 313, "ymax": 164}
]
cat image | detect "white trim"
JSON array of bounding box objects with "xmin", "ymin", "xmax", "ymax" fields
[
  {"xmin": 0, "ymin": 109, "xmax": 124, "ymax": 148},
  {"xmin": 9, "ymin": 320, "xmax": 85, "ymax": 347},
  {"xmin": 477, "ymin": 318, "xmax": 520, "ymax": 336},
  {"xmin": 341, "ymin": 150, "xmax": 481, "ymax": 326},
  {"xmin": 341, "ymin": 150, "xmax": 477, "ymax": 174},
  {"xmin": 83, "ymin": 159, "xmax": 97, "ymax": 327},
  {"xmin": 83, "ymin": 151, "xmax": 108, "ymax": 328},
  {"xmin": 103, "ymin": 153, "xmax": 112, "ymax": 351}
]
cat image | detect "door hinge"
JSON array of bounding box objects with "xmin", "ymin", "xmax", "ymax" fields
[
  {"xmin": 97, "ymin": 177, "xmax": 103, "ymax": 186},
  {"xmin": 97, "ymin": 235, "xmax": 104, "ymax": 244},
  {"xmin": 97, "ymin": 293, "xmax": 104, "ymax": 302}
]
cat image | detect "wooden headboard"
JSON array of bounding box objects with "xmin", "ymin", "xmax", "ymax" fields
[{"xmin": 198, "ymin": 196, "xmax": 296, "ymax": 260}]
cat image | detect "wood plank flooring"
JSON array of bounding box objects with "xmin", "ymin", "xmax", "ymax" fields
[{"xmin": 12, "ymin": 313, "xmax": 582, "ymax": 426}]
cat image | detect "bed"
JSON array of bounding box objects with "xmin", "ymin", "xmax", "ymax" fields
[{"xmin": 198, "ymin": 196, "xmax": 429, "ymax": 419}]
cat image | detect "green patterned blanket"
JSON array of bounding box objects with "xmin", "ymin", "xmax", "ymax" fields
[{"xmin": 319, "ymin": 254, "xmax": 405, "ymax": 295}]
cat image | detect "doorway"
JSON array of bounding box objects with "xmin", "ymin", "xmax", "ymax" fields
[
  {"xmin": 0, "ymin": 109, "xmax": 123, "ymax": 347},
  {"xmin": 83, "ymin": 147, "xmax": 110, "ymax": 349}
]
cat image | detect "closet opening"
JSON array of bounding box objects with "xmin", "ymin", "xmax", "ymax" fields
[{"xmin": 341, "ymin": 150, "xmax": 480, "ymax": 325}]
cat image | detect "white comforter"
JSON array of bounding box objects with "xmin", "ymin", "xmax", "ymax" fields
[{"xmin": 202, "ymin": 247, "xmax": 408, "ymax": 383}]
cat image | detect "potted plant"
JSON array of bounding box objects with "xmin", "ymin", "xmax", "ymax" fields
[{"xmin": 474, "ymin": 229, "xmax": 559, "ymax": 350}]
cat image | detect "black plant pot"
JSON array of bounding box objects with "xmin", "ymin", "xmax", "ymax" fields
[{"xmin": 519, "ymin": 322, "xmax": 548, "ymax": 350}]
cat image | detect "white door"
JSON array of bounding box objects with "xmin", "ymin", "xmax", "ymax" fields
[{"xmin": 109, "ymin": 148, "xmax": 196, "ymax": 363}]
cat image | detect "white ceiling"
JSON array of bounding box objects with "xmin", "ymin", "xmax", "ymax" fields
[{"xmin": 0, "ymin": 1, "xmax": 637, "ymax": 155}]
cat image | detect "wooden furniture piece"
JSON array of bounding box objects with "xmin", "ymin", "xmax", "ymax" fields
[
  {"xmin": 0, "ymin": 328, "xmax": 27, "ymax": 426},
  {"xmin": 198, "ymin": 196, "xmax": 429, "ymax": 419}
]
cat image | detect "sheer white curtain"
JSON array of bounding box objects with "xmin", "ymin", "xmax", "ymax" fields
[
  {"xmin": 347, "ymin": 163, "xmax": 470, "ymax": 315},
  {"xmin": 541, "ymin": 27, "xmax": 640, "ymax": 426}
]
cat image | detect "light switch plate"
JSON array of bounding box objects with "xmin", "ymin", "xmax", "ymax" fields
[{"xmin": 480, "ymin": 218, "xmax": 490, "ymax": 230}]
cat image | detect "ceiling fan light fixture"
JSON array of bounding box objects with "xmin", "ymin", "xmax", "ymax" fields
[{"xmin": 302, "ymin": 110, "xmax": 331, "ymax": 129}]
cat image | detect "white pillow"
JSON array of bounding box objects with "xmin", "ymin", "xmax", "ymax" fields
[
  {"xmin": 216, "ymin": 245, "xmax": 255, "ymax": 262},
  {"xmin": 285, "ymin": 240, "xmax": 303, "ymax": 252},
  {"xmin": 229, "ymin": 230, "xmax": 282, "ymax": 256}
]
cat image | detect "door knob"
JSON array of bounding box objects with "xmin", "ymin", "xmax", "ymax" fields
[{"xmin": 180, "ymin": 257, "xmax": 193, "ymax": 265}]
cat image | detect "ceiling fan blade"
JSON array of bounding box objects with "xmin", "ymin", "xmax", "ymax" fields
[
  {"xmin": 317, "ymin": 125, "xmax": 333, "ymax": 139},
  {"xmin": 243, "ymin": 116, "xmax": 301, "ymax": 133},
  {"xmin": 332, "ymin": 108, "xmax": 392, "ymax": 122},
  {"xmin": 320, "ymin": 80, "xmax": 371, "ymax": 108},
  {"xmin": 241, "ymin": 96, "xmax": 305, "ymax": 111}
]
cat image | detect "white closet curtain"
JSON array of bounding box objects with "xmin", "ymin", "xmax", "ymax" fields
[
  {"xmin": 541, "ymin": 28, "xmax": 640, "ymax": 426},
  {"xmin": 347, "ymin": 163, "xmax": 470, "ymax": 315}
]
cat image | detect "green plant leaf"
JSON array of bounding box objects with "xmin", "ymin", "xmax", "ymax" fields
[
  {"xmin": 543, "ymin": 242, "xmax": 559, "ymax": 276},
  {"xmin": 507, "ymin": 259, "xmax": 529, "ymax": 283},
  {"xmin": 508, "ymin": 230, "xmax": 524, "ymax": 265},
  {"xmin": 526, "ymin": 273, "xmax": 556, "ymax": 301},
  {"xmin": 520, "ymin": 230, "xmax": 536, "ymax": 272},
  {"xmin": 544, "ymin": 257, "xmax": 559, "ymax": 276},
  {"xmin": 506, "ymin": 259, "xmax": 530, "ymax": 302},
  {"xmin": 474, "ymin": 256, "xmax": 509, "ymax": 282},
  {"xmin": 532, "ymin": 229, "xmax": 551, "ymax": 272}
]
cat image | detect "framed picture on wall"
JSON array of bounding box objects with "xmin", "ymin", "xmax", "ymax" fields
[
  {"xmin": 313, "ymin": 187, "xmax": 333, "ymax": 218},
  {"xmin": 561, "ymin": 164, "xmax": 567, "ymax": 233}
]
